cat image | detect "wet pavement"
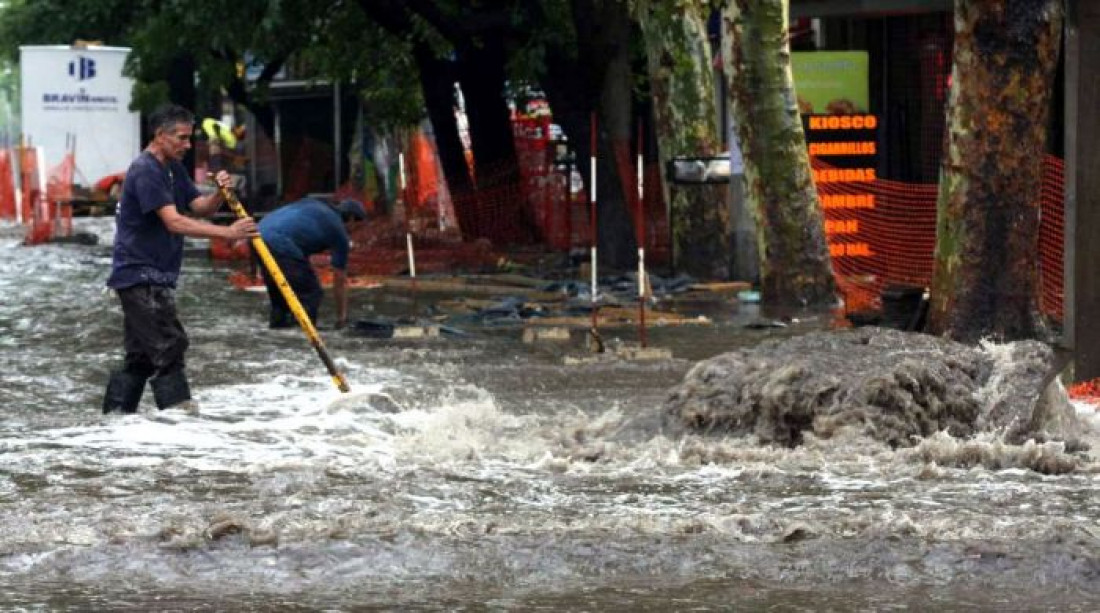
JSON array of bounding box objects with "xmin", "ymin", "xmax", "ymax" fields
[{"xmin": 1, "ymin": 218, "xmax": 1099, "ymax": 611}]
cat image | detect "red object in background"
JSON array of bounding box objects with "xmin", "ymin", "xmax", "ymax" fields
[
  {"xmin": 95, "ymin": 172, "xmax": 126, "ymax": 194},
  {"xmin": 209, "ymin": 237, "xmax": 252, "ymax": 261},
  {"xmin": 1067, "ymin": 378, "xmax": 1100, "ymax": 407},
  {"xmin": 46, "ymin": 153, "xmax": 75, "ymax": 204},
  {"xmin": 0, "ymin": 150, "xmax": 14, "ymax": 219}
]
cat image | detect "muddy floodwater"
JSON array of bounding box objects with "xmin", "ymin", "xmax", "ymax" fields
[{"xmin": 1, "ymin": 218, "xmax": 1099, "ymax": 612}]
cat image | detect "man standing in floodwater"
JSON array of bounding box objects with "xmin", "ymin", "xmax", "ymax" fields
[
  {"xmin": 103, "ymin": 104, "xmax": 259, "ymax": 415},
  {"xmin": 255, "ymin": 197, "xmax": 366, "ymax": 330}
]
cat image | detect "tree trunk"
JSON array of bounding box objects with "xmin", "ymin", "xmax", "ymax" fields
[
  {"xmin": 414, "ymin": 46, "xmax": 476, "ymax": 233},
  {"xmin": 637, "ymin": 0, "xmax": 729, "ymax": 279},
  {"xmin": 571, "ymin": 0, "xmax": 639, "ymax": 269},
  {"xmin": 456, "ymin": 36, "xmax": 535, "ymax": 244},
  {"xmin": 596, "ymin": 31, "xmax": 641, "ymax": 269},
  {"xmin": 926, "ymin": 0, "xmax": 1062, "ymax": 343},
  {"xmin": 722, "ymin": 0, "xmax": 837, "ymax": 308}
]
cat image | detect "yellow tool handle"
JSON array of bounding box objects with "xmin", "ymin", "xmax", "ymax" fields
[{"xmin": 219, "ymin": 185, "xmax": 351, "ymax": 393}]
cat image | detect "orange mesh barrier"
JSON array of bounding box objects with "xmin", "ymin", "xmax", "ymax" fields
[
  {"xmin": 218, "ymin": 113, "xmax": 1063, "ymax": 328},
  {"xmin": 611, "ymin": 138, "xmax": 672, "ymax": 264},
  {"xmin": 814, "ymin": 154, "xmax": 1064, "ymax": 321},
  {"xmin": 21, "ymin": 149, "xmax": 78, "ymax": 245},
  {"xmin": 1038, "ymin": 157, "xmax": 1064, "ymax": 321},
  {"xmin": 20, "ymin": 147, "xmax": 54, "ymax": 245},
  {"xmin": 452, "ymin": 117, "xmax": 598, "ymax": 251},
  {"xmin": 643, "ymin": 160, "xmax": 672, "ymax": 264},
  {"xmin": 46, "ymin": 152, "xmax": 75, "ymax": 204},
  {"xmin": 513, "ymin": 117, "xmax": 564, "ymax": 248},
  {"xmin": 18, "ymin": 147, "xmax": 36, "ymax": 224},
  {"xmin": 344, "ymin": 214, "xmax": 500, "ymax": 276},
  {"xmin": 221, "ymin": 118, "xmax": 665, "ymax": 269},
  {"xmin": 46, "ymin": 152, "xmax": 75, "ymax": 239},
  {"xmin": 0, "ymin": 150, "xmax": 14, "ymax": 220},
  {"xmin": 447, "ymin": 157, "xmax": 539, "ymax": 245}
]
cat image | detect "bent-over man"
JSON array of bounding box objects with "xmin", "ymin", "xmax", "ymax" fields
[{"xmin": 256, "ymin": 198, "xmax": 366, "ymax": 330}]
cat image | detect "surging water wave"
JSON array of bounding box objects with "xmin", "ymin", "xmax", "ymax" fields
[
  {"xmin": 1, "ymin": 218, "xmax": 1099, "ymax": 609},
  {"xmin": 3, "ymin": 373, "xmax": 1100, "ymax": 609}
]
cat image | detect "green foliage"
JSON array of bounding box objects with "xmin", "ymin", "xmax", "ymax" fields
[
  {"xmin": 293, "ymin": 1, "xmax": 424, "ymax": 127},
  {"xmin": 0, "ymin": 0, "xmax": 138, "ymax": 59},
  {"xmin": 0, "ymin": 0, "xmax": 425, "ymax": 127},
  {"xmin": 0, "ymin": 59, "xmax": 17, "ymax": 139},
  {"xmin": 502, "ymin": 0, "xmax": 575, "ymax": 84}
]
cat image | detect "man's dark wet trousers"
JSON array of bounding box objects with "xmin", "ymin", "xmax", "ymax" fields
[
  {"xmin": 257, "ymin": 253, "xmax": 323, "ymax": 329},
  {"xmin": 102, "ymin": 285, "xmax": 192, "ymax": 413}
]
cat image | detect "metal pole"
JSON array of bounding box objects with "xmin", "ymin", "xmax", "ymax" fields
[
  {"xmin": 590, "ymin": 113, "xmax": 599, "ymax": 333},
  {"xmin": 636, "ymin": 119, "xmax": 647, "ymax": 348}
]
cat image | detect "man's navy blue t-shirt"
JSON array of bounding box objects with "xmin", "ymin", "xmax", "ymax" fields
[
  {"xmin": 107, "ymin": 152, "xmax": 200, "ymax": 289},
  {"xmin": 258, "ymin": 199, "xmax": 350, "ymax": 269}
]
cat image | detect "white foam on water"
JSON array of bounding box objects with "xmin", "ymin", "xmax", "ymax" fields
[
  {"xmin": 1072, "ymin": 399, "xmax": 1100, "ymax": 431},
  {"xmin": 3, "ymin": 371, "xmax": 408, "ymax": 477}
]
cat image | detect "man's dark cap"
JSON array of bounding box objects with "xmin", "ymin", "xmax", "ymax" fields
[{"xmin": 337, "ymin": 199, "xmax": 367, "ymax": 221}]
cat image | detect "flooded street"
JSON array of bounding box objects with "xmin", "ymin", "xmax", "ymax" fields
[{"xmin": 1, "ymin": 218, "xmax": 1099, "ymax": 611}]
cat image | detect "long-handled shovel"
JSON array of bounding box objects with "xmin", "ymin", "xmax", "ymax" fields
[{"xmin": 218, "ymin": 183, "xmax": 351, "ymax": 393}]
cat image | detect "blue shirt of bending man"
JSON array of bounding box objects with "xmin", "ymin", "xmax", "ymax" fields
[{"xmin": 256, "ymin": 197, "xmax": 366, "ymax": 329}]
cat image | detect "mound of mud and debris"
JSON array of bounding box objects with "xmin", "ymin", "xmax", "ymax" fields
[{"xmin": 664, "ymin": 327, "xmax": 1085, "ymax": 448}]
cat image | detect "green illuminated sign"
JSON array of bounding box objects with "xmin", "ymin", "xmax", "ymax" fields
[{"xmin": 792, "ymin": 51, "xmax": 870, "ymax": 114}]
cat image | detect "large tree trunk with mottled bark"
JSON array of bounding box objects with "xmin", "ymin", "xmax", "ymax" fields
[
  {"xmin": 637, "ymin": 0, "xmax": 730, "ymax": 279},
  {"xmin": 926, "ymin": 0, "xmax": 1062, "ymax": 343},
  {"xmin": 570, "ymin": 0, "xmax": 640, "ymax": 269},
  {"xmin": 721, "ymin": 0, "xmax": 836, "ymax": 308}
]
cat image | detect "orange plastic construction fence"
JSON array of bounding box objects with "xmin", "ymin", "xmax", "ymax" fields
[
  {"xmin": 23, "ymin": 150, "xmax": 76, "ymax": 245},
  {"xmin": 813, "ymin": 155, "xmax": 1064, "ymax": 322},
  {"xmin": 219, "ymin": 115, "xmax": 1065, "ymax": 329},
  {"xmin": 19, "ymin": 147, "xmax": 48, "ymax": 245},
  {"xmin": 0, "ymin": 149, "xmax": 14, "ymax": 220}
]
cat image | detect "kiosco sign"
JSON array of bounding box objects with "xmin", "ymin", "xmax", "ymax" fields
[
  {"xmin": 803, "ymin": 113, "xmax": 879, "ymax": 259},
  {"xmin": 19, "ymin": 46, "xmax": 140, "ymax": 188}
]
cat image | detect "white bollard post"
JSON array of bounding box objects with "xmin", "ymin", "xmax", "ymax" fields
[{"xmin": 590, "ymin": 246, "xmax": 598, "ymax": 303}]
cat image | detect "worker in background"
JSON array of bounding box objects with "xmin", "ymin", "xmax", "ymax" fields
[
  {"xmin": 256, "ymin": 197, "xmax": 367, "ymax": 330},
  {"xmin": 103, "ymin": 104, "xmax": 258, "ymax": 415},
  {"xmin": 201, "ymin": 117, "xmax": 248, "ymax": 193}
]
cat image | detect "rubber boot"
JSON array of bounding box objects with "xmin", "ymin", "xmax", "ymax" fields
[
  {"xmin": 269, "ymin": 305, "xmax": 294, "ymax": 329},
  {"xmin": 150, "ymin": 370, "xmax": 193, "ymax": 411},
  {"xmin": 102, "ymin": 371, "xmax": 146, "ymax": 414}
]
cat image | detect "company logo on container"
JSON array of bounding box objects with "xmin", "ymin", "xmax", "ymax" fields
[{"xmin": 68, "ymin": 56, "xmax": 97, "ymax": 81}]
